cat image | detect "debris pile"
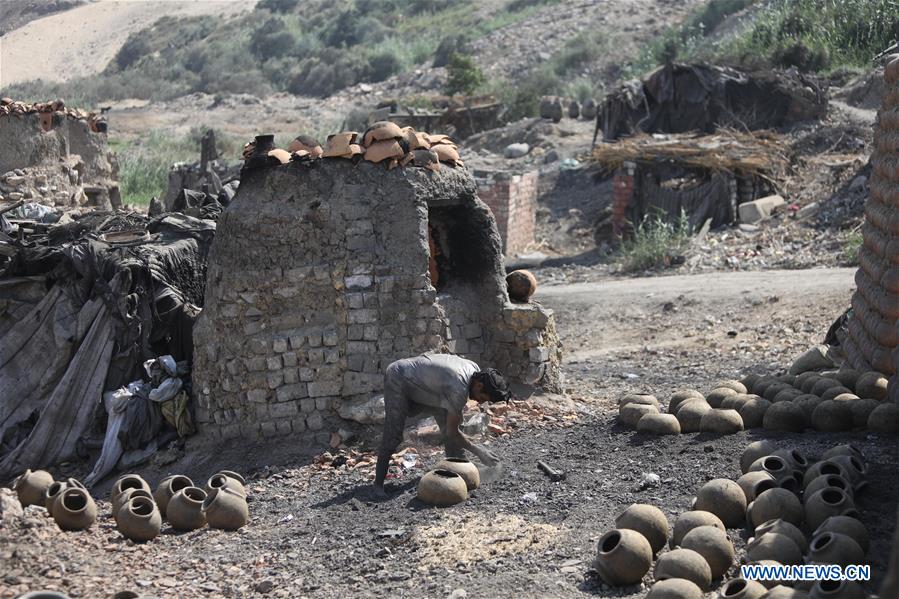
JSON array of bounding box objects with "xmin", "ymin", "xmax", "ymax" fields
[{"xmin": 0, "ymin": 97, "xmax": 107, "ymax": 132}]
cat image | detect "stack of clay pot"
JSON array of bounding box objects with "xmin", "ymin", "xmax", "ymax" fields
[
  {"xmin": 0, "ymin": 97, "xmax": 105, "ymax": 131},
  {"xmin": 242, "ymin": 121, "xmax": 463, "ymax": 173},
  {"xmin": 13, "ymin": 469, "xmax": 98, "ymax": 532},
  {"xmin": 416, "ymin": 458, "xmax": 480, "ymax": 507}
]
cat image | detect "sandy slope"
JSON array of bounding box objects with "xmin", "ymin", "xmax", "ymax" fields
[{"xmin": 0, "ymin": 0, "xmax": 256, "ymax": 87}]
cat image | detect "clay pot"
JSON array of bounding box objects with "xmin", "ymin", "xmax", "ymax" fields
[
  {"xmin": 737, "ymin": 471, "xmax": 778, "ymax": 503},
  {"xmin": 802, "ymin": 461, "xmax": 848, "ymax": 489},
  {"xmin": 51, "ymin": 487, "xmax": 97, "ymax": 531},
  {"xmin": 848, "ymin": 399, "xmax": 879, "ymax": 428},
  {"xmin": 715, "ymin": 380, "xmax": 749, "ymax": 394},
  {"xmin": 619, "ymin": 393, "xmax": 661, "ymax": 408},
  {"xmin": 681, "ymin": 525, "xmax": 735, "ymax": 579},
  {"xmin": 719, "ymin": 579, "xmax": 768, "ymax": 599},
  {"xmin": 167, "ymin": 486, "xmax": 208, "ymax": 532},
  {"xmin": 745, "ymin": 532, "xmax": 803, "ymax": 565},
  {"xmin": 202, "ymin": 485, "xmax": 250, "ymax": 530},
  {"xmin": 417, "ymin": 469, "xmax": 468, "ymax": 507},
  {"xmin": 752, "ymin": 376, "xmax": 779, "ymax": 396},
  {"xmin": 671, "ymin": 510, "xmax": 726, "ymax": 549},
  {"xmin": 834, "ymin": 369, "xmax": 861, "ymax": 391},
  {"xmin": 113, "ymin": 488, "xmax": 154, "ymax": 523},
  {"xmin": 855, "ymin": 371, "xmax": 888, "ymax": 400},
  {"xmin": 692, "ymin": 479, "xmax": 746, "ymax": 528},
  {"xmin": 112, "ymin": 474, "xmax": 151, "ymax": 510},
  {"xmin": 811, "ymin": 378, "xmax": 842, "ymax": 397},
  {"xmin": 700, "ymin": 409, "xmax": 744, "ymax": 434},
  {"xmin": 806, "ymin": 532, "xmax": 865, "ymax": 568},
  {"xmin": 620, "ymin": 402, "xmax": 660, "ymax": 427},
  {"xmin": 867, "ymin": 402, "xmax": 899, "ymax": 433},
  {"xmin": 637, "ymin": 413, "xmax": 682, "ymax": 435},
  {"xmin": 741, "ymin": 440, "xmax": 779, "ymax": 474},
  {"xmin": 676, "ymin": 400, "xmax": 712, "ymax": 432},
  {"xmin": 809, "ymin": 579, "xmax": 864, "ymax": 599},
  {"xmin": 826, "ymin": 455, "xmax": 866, "ymax": 491},
  {"xmin": 771, "ymin": 448, "xmax": 808, "ymax": 473},
  {"xmin": 796, "ymin": 395, "xmax": 826, "ymax": 417},
  {"xmin": 763, "ymin": 584, "xmax": 810, "ymax": 598},
  {"xmin": 763, "ymin": 403, "xmax": 807, "ymax": 432},
  {"xmin": 804, "ymin": 489, "xmax": 856, "ymax": 530},
  {"xmin": 647, "ymin": 578, "xmax": 704, "ymax": 599},
  {"xmin": 797, "ymin": 374, "xmax": 821, "ymax": 394},
  {"xmin": 762, "ymin": 383, "xmax": 790, "ymax": 402},
  {"xmin": 748, "ymin": 489, "xmax": 804, "ymax": 530},
  {"xmin": 746, "ymin": 560, "xmax": 787, "ymax": 589},
  {"xmin": 803, "ymin": 474, "xmax": 853, "ymax": 504},
  {"xmin": 43, "ymin": 478, "xmax": 84, "ymax": 511},
  {"xmin": 615, "ymin": 503, "xmax": 669, "ymax": 554},
  {"xmin": 670, "ymin": 389, "xmax": 705, "ymax": 414},
  {"xmin": 654, "ymin": 548, "xmax": 712, "ymax": 590},
  {"xmin": 117, "ymin": 496, "xmax": 162, "ymax": 542},
  {"xmin": 739, "ymin": 399, "xmax": 772, "ymax": 429},
  {"xmin": 434, "ymin": 458, "xmax": 480, "ymax": 490},
  {"xmin": 721, "ymin": 394, "xmax": 757, "ymax": 410},
  {"xmin": 820, "ymin": 445, "xmax": 865, "ymax": 464},
  {"xmin": 773, "ymin": 388, "xmax": 803, "ymax": 404},
  {"xmin": 506, "ymin": 270, "xmax": 538, "ymax": 302},
  {"xmin": 820, "ymin": 387, "xmax": 853, "ymax": 402},
  {"xmin": 154, "ymin": 475, "xmax": 193, "ymax": 518},
  {"xmin": 755, "ymin": 518, "xmax": 808, "ymax": 552},
  {"xmin": 593, "ymin": 528, "xmax": 653, "ymax": 586},
  {"xmin": 748, "ymin": 456, "xmax": 797, "ymax": 490},
  {"xmin": 811, "ymin": 401, "xmax": 853, "ymax": 432},
  {"xmin": 813, "ymin": 516, "xmax": 868, "ymax": 553},
  {"xmin": 362, "ymin": 121, "xmax": 403, "ymax": 146},
  {"xmin": 707, "ymin": 387, "xmax": 738, "ymax": 408},
  {"xmin": 206, "ymin": 471, "xmax": 247, "ymax": 498},
  {"xmin": 14, "ymin": 469, "xmax": 54, "ymax": 508}
]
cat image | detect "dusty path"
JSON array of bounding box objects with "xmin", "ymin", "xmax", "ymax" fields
[{"xmin": 0, "ymin": 0, "xmax": 255, "ymax": 87}]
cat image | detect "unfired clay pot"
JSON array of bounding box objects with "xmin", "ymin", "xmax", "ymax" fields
[
  {"xmin": 615, "ymin": 503, "xmax": 669, "ymax": 554},
  {"xmin": 202, "ymin": 485, "xmax": 250, "ymax": 530},
  {"xmin": 707, "ymin": 388, "xmax": 738, "ymax": 408},
  {"xmin": 755, "ymin": 518, "xmax": 808, "ymax": 552},
  {"xmin": 739, "ymin": 399, "xmax": 772, "ymax": 429},
  {"xmin": 714, "ymin": 380, "xmax": 748, "ymax": 394},
  {"xmin": 736, "ymin": 471, "xmax": 778, "ymax": 503},
  {"xmin": 718, "ymin": 578, "xmax": 767, "ymax": 599},
  {"xmin": 692, "ymin": 479, "xmax": 746, "ymax": 528},
  {"xmin": 593, "ymin": 528, "xmax": 652, "ymax": 586},
  {"xmin": 676, "ymin": 400, "xmax": 712, "ymax": 433},
  {"xmin": 867, "ymin": 402, "xmax": 899, "ymax": 433},
  {"xmin": 747, "ymin": 488, "xmax": 804, "ymax": 530},
  {"xmin": 803, "ymin": 474, "xmax": 853, "ymax": 503},
  {"xmin": 154, "ymin": 475, "xmax": 193, "ymax": 518},
  {"xmin": 620, "ymin": 402, "xmax": 660, "ymax": 427},
  {"xmin": 51, "ymin": 487, "xmax": 97, "ymax": 531},
  {"xmin": 654, "ymin": 548, "xmax": 712, "ymax": 590},
  {"xmin": 113, "ymin": 488, "xmax": 154, "ymax": 524},
  {"xmin": 670, "ymin": 390, "xmax": 704, "ymax": 414},
  {"xmin": 763, "ymin": 585, "xmax": 810, "ymax": 598},
  {"xmin": 802, "ymin": 461, "xmax": 847, "ymax": 489},
  {"xmin": 806, "ymin": 532, "xmax": 864, "ymax": 568},
  {"xmin": 646, "ymin": 578, "xmax": 704, "ymax": 599},
  {"xmin": 804, "ymin": 489, "xmax": 856, "ymax": 530},
  {"xmin": 820, "ymin": 445, "xmax": 865, "ymax": 464},
  {"xmin": 763, "ymin": 403, "xmax": 807, "ymax": 432},
  {"xmin": 745, "ymin": 532, "xmax": 803, "ymax": 565},
  {"xmin": 14, "ymin": 469, "xmax": 54, "ymax": 508},
  {"xmin": 167, "ymin": 486, "xmax": 208, "ymax": 531},
  {"xmin": 811, "ymin": 401, "xmax": 853, "ymax": 432},
  {"xmin": 771, "ymin": 448, "xmax": 808, "ymax": 473},
  {"xmin": 811, "ymin": 378, "xmax": 842, "ymax": 397},
  {"xmin": 117, "ymin": 496, "xmax": 162, "ymax": 542},
  {"xmin": 434, "ymin": 458, "xmax": 480, "ymax": 491},
  {"xmin": 206, "ymin": 471, "xmax": 247, "ymax": 497},
  {"xmin": 680, "ymin": 526, "xmax": 734, "ymax": 579},
  {"xmin": 670, "ymin": 511, "xmax": 725, "ymax": 549},
  {"xmin": 748, "ymin": 456, "xmax": 796, "ymax": 490},
  {"xmin": 826, "ymin": 455, "xmax": 866, "ymax": 491},
  {"xmin": 637, "ymin": 413, "xmax": 681, "ymax": 435},
  {"xmin": 720, "ymin": 394, "xmax": 751, "ymax": 410},
  {"xmin": 741, "ymin": 441, "xmax": 779, "ymax": 474},
  {"xmin": 416, "ymin": 469, "xmax": 468, "ymax": 507},
  {"xmin": 812, "ymin": 516, "xmax": 868, "ymax": 553},
  {"xmin": 809, "ymin": 579, "xmax": 864, "ymax": 599},
  {"xmin": 43, "ymin": 478, "xmax": 84, "ymax": 511},
  {"xmin": 854, "ymin": 371, "xmax": 888, "ymax": 400},
  {"xmin": 619, "ymin": 393, "xmax": 660, "ymax": 408},
  {"xmin": 111, "ymin": 474, "xmax": 152, "ymax": 514},
  {"xmin": 700, "ymin": 409, "xmax": 744, "ymax": 434}
]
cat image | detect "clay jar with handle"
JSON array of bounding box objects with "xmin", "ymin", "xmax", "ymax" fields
[
  {"xmin": 51, "ymin": 487, "xmax": 97, "ymax": 531},
  {"xmin": 206, "ymin": 471, "xmax": 247, "ymax": 498},
  {"xmin": 43, "ymin": 478, "xmax": 85, "ymax": 511},
  {"xmin": 417, "ymin": 469, "xmax": 468, "ymax": 507},
  {"xmin": 154, "ymin": 475, "xmax": 193, "ymax": 518},
  {"xmin": 434, "ymin": 458, "xmax": 480, "ymax": 491},
  {"xmin": 593, "ymin": 528, "xmax": 653, "ymax": 586},
  {"xmin": 167, "ymin": 486, "xmax": 208, "ymax": 531},
  {"xmin": 117, "ymin": 496, "xmax": 162, "ymax": 542},
  {"xmin": 111, "ymin": 474, "xmax": 152, "ymax": 515},
  {"xmin": 203, "ymin": 484, "xmax": 249, "ymax": 530},
  {"xmin": 14, "ymin": 469, "xmax": 54, "ymax": 507}
]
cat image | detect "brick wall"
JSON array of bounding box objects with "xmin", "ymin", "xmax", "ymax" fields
[
  {"xmin": 476, "ymin": 170, "xmax": 538, "ymax": 255},
  {"xmin": 611, "ymin": 161, "xmax": 636, "ymax": 238}
]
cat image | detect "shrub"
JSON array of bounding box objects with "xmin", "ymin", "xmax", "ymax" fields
[
  {"xmin": 250, "ymin": 18, "xmax": 295, "ymax": 60},
  {"xmin": 366, "ymin": 49, "xmax": 403, "ymax": 82},
  {"xmin": 433, "ymin": 34, "xmax": 470, "ymax": 67},
  {"xmin": 494, "ymin": 66, "xmax": 560, "ymax": 121},
  {"xmin": 445, "ymin": 53, "xmax": 485, "ymax": 96},
  {"xmin": 115, "ymin": 35, "xmax": 152, "ymax": 70},
  {"xmin": 256, "ymin": 0, "xmax": 299, "ymax": 13},
  {"xmin": 842, "ymin": 228, "xmax": 863, "ymax": 266},
  {"xmin": 619, "ymin": 210, "xmax": 693, "ymax": 272}
]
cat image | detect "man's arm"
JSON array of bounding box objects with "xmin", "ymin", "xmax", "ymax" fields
[{"xmin": 445, "ymin": 411, "xmax": 499, "ymax": 465}]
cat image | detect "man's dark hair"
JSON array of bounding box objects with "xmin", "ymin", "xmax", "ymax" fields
[{"xmin": 477, "ymin": 368, "xmax": 510, "ymax": 402}]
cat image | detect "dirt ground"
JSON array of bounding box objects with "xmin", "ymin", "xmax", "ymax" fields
[{"xmin": 4, "ymin": 267, "xmax": 896, "ymax": 599}]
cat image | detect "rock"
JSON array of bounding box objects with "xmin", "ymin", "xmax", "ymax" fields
[
  {"xmin": 849, "ymin": 175, "xmax": 867, "ymax": 192},
  {"xmin": 449, "ymin": 589, "xmax": 467, "ymax": 599},
  {"xmin": 148, "ymin": 196, "xmax": 164, "ymax": 217},
  {"xmin": 738, "ymin": 195, "xmax": 786, "ymax": 224},
  {"xmin": 336, "ymin": 395, "xmax": 385, "ymax": 424},
  {"xmin": 0, "ymin": 488, "xmax": 24, "ymax": 521},
  {"xmin": 504, "ymin": 143, "xmax": 530, "ymax": 159},
  {"xmin": 461, "ymin": 412, "xmax": 489, "ymax": 435},
  {"xmin": 255, "ymin": 580, "xmax": 275, "ymax": 594},
  {"xmin": 543, "ymin": 149, "xmax": 560, "ymax": 164}
]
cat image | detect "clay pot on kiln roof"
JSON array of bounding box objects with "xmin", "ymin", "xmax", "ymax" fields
[
  {"xmin": 322, "ymin": 131, "xmax": 362, "ymax": 158},
  {"xmin": 362, "ymin": 121, "xmax": 404, "ymax": 147},
  {"xmin": 287, "ymin": 134, "xmax": 323, "ymax": 157},
  {"xmin": 364, "ymin": 139, "xmax": 405, "ymax": 163}
]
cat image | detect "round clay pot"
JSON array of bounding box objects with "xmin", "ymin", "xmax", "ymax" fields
[
  {"xmin": 739, "ymin": 399, "xmax": 772, "ymax": 429},
  {"xmin": 670, "ymin": 390, "xmax": 705, "ymax": 414},
  {"xmin": 811, "ymin": 401, "xmax": 853, "ymax": 432},
  {"xmin": 834, "ymin": 369, "xmax": 861, "ymax": 391},
  {"xmin": 615, "ymin": 503, "xmax": 669, "ymax": 554},
  {"xmin": 714, "ymin": 380, "xmax": 748, "ymax": 394},
  {"xmin": 826, "ymin": 455, "xmax": 866, "ymax": 491},
  {"xmin": 51, "ymin": 487, "xmax": 97, "ymax": 531},
  {"xmin": 692, "ymin": 479, "xmax": 746, "ymax": 528},
  {"xmin": 806, "ymin": 532, "xmax": 865, "ymax": 568},
  {"xmin": 855, "ymin": 371, "xmax": 888, "ymax": 400},
  {"xmin": 820, "ymin": 444, "xmax": 865, "ymax": 464},
  {"xmin": 867, "ymin": 402, "xmax": 899, "ymax": 433},
  {"xmin": 799, "ymin": 375, "xmax": 822, "ymax": 394},
  {"xmin": 802, "ymin": 461, "xmax": 848, "ymax": 489},
  {"xmin": 113, "ymin": 488, "xmax": 154, "ymax": 524},
  {"xmin": 202, "ymin": 485, "xmax": 250, "ymax": 530},
  {"xmin": 677, "ymin": 400, "xmax": 712, "ymax": 433},
  {"xmin": 654, "ymin": 548, "xmax": 712, "ymax": 590},
  {"xmin": 795, "ymin": 395, "xmax": 826, "ymax": 418},
  {"xmin": 619, "ymin": 393, "xmax": 660, "ymax": 408},
  {"xmin": 748, "ymin": 489, "xmax": 804, "ymax": 530},
  {"xmin": 154, "ymin": 475, "xmax": 193, "ymax": 518},
  {"xmin": 741, "ymin": 373, "xmax": 762, "ymax": 390},
  {"xmin": 637, "ymin": 413, "xmax": 681, "ymax": 435},
  {"xmin": 720, "ymin": 394, "xmax": 754, "ymax": 411},
  {"xmin": 16, "ymin": 592, "xmax": 73, "ymax": 599},
  {"xmin": 820, "ymin": 387, "xmax": 853, "ymax": 402},
  {"xmin": 830, "ymin": 393, "xmax": 859, "ymax": 403},
  {"xmin": 43, "ymin": 478, "xmax": 84, "ymax": 511},
  {"xmin": 746, "ymin": 560, "xmax": 787, "ymax": 589},
  {"xmin": 719, "ymin": 579, "xmax": 768, "ymax": 599},
  {"xmin": 813, "ymin": 516, "xmax": 868, "ymax": 553},
  {"xmin": 804, "ymin": 488, "xmax": 855, "ymax": 530},
  {"xmin": 748, "ymin": 456, "xmax": 796, "ymax": 489},
  {"xmin": 763, "ymin": 584, "xmax": 810, "ymax": 598},
  {"xmin": 647, "ymin": 578, "xmax": 704, "ymax": 599},
  {"xmin": 763, "ymin": 403, "xmax": 807, "ymax": 432},
  {"xmin": 809, "ymin": 579, "xmax": 864, "ymax": 599},
  {"xmin": 700, "ymin": 409, "xmax": 744, "ymax": 434},
  {"xmin": 741, "ymin": 440, "xmax": 779, "ymax": 474},
  {"xmin": 803, "ymin": 474, "xmax": 853, "ymax": 504},
  {"xmin": 771, "ymin": 448, "xmax": 809, "ymax": 473},
  {"xmin": 434, "ymin": 458, "xmax": 480, "ymax": 490},
  {"xmin": 773, "ymin": 388, "xmax": 804, "ymax": 404},
  {"xmin": 811, "ymin": 378, "xmax": 842, "ymax": 397},
  {"xmin": 681, "ymin": 526, "xmax": 735, "ymax": 579},
  {"xmin": 762, "ymin": 383, "xmax": 790, "ymax": 402},
  {"xmin": 671, "ymin": 510, "xmax": 726, "ymax": 549},
  {"xmin": 14, "ymin": 469, "xmax": 54, "ymax": 508},
  {"xmin": 847, "ymin": 399, "xmax": 879, "ymax": 428},
  {"xmin": 206, "ymin": 472, "xmax": 247, "ymax": 498},
  {"xmin": 777, "ymin": 374, "xmax": 796, "ymax": 385},
  {"xmin": 707, "ymin": 387, "xmax": 738, "ymax": 408},
  {"xmin": 737, "ymin": 471, "xmax": 778, "ymax": 503},
  {"xmin": 167, "ymin": 486, "xmax": 208, "ymax": 531},
  {"xmin": 417, "ymin": 469, "xmax": 468, "ymax": 507},
  {"xmin": 506, "ymin": 270, "xmax": 538, "ymax": 302},
  {"xmin": 752, "ymin": 376, "xmax": 779, "ymax": 396},
  {"xmin": 745, "ymin": 532, "xmax": 803, "ymax": 565},
  {"xmin": 117, "ymin": 496, "xmax": 162, "ymax": 542},
  {"xmin": 593, "ymin": 528, "xmax": 653, "ymax": 586},
  {"xmin": 620, "ymin": 402, "xmax": 660, "ymax": 427},
  {"xmin": 112, "ymin": 474, "xmax": 152, "ymax": 511},
  {"xmin": 755, "ymin": 518, "xmax": 808, "ymax": 552}
]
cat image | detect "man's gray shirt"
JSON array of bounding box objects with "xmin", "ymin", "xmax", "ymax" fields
[{"xmin": 385, "ymin": 354, "xmax": 479, "ymax": 415}]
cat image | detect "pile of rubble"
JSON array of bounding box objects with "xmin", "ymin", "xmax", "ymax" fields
[{"xmin": 0, "ymin": 97, "xmax": 107, "ymax": 132}]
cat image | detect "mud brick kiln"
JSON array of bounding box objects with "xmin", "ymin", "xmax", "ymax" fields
[{"xmin": 192, "ymin": 158, "xmax": 562, "ymax": 441}]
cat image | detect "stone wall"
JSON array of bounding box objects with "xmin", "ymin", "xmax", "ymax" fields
[
  {"xmin": 192, "ymin": 159, "xmax": 561, "ymax": 442},
  {"xmin": 475, "ymin": 170, "xmax": 537, "ymax": 256}
]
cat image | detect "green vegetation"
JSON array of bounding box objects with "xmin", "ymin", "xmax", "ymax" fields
[
  {"xmin": 445, "ymin": 53, "xmax": 486, "ymax": 96},
  {"xmin": 619, "ymin": 211, "xmax": 693, "ymax": 272},
  {"xmin": 841, "ymin": 227, "xmax": 864, "ymax": 266}
]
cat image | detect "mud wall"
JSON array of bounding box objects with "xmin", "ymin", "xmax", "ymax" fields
[{"xmin": 192, "ymin": 160, "xmax": 561, "ymax": 442}]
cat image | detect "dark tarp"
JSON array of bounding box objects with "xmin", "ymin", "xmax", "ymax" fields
[{"xmin": 631, "ymin": 168, "xmax": 736, "ymax": 231}]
